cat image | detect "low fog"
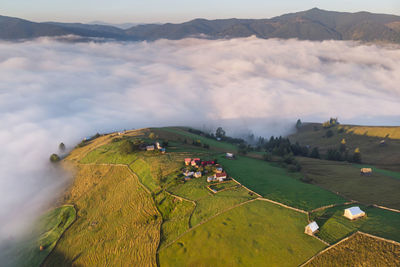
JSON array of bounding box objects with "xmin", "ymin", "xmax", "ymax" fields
[{"xmin": 1, "ymin": 37, "xmax": 400, "ymax": 248}]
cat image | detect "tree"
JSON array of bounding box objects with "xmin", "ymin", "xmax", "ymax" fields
[
  {"xmin": 353, "ymin": 147, "xmax": 362, "ymax": 163},
  {"xmin": 215, "ymin": 127, "xmax": 226, "ymax": 138},
  {"xmin": 326, "ymin": 130, "xmax": 334, "ymax": 138},
  {"xmin": 149, "ymin": 132, "xmax": 156, "ymax": 140},
  {"xmin": 59, "ymin": 142, "xmax": 66, "ymax": 152},
  {"xmin": 296, "ymin": 119, "xmax": 302, "ymax": 129},
  {"xmin": 120, "ymin": 140, "xmax": 134, "ymax": 154},
  {"xmin": 50, "ymin": 153, "xmax": 61, "ymax": 163},
  {"xmin": 310, "ymin": 147, "xmax": 320, "ymax": 159}
]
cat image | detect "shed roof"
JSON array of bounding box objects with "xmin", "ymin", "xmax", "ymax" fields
[
  {"xmin": 306, "ymin": 221, "xmax": 319, "ymax": 232},
  {"xmin": 345, "ymin": 206, "xmax": 364, "ymax": 216}
]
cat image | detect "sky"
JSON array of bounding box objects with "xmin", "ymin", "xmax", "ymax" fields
[{"xmin": 1, "ymin": 0, "xmax": 400, "ymax": 23}]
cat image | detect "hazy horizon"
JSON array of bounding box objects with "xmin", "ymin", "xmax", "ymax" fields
[{"xmin": 1, "ymin": 1, "xmax": 400, "ymax": 24}]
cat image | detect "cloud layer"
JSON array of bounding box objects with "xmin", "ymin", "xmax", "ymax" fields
[{"xmin": 0, "ymin": 37, "xmax": 400, "ymax": 247}]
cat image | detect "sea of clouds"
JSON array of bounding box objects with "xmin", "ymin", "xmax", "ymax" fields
[{"xmin": 0, "ymin": 37, "xmax": 400, "ymax": 248}]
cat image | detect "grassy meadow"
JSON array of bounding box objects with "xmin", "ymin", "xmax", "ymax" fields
[
  {"xmin": 44, "ymin": 164, "xmax": 161, "ymax": 266},
  {"xmin": 299, "ymin": 157, "xmax": 400, "ymax": 209},
  {"xmin": 289, "ymin": 123, "xmax": 400, "ymax": 168},
  {"xmin": 218, "ymin": 155, "xmax": 346, "ymax": 211},
  {"xmin": 159, "ymin": 200, "xmax": 326, "ymax": 267},
  {"xmin": 304, "ymin": 232, "xmax": 400, "ymax": 267},
  {"xmin": 310, "ymin": 204, "xmax": 400, "ymax": 244}
]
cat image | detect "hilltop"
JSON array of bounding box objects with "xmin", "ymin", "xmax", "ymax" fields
[
  {"xmin": 16, "ymin": 125, "xmax": 400, "ymax": 266},
  {"xmin": 1, "ymin": 8, "xmax": 400, "ymax": 43}
]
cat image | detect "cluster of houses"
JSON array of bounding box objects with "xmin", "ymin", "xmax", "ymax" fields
[
  {"xmin": 143, "ymin": 142, "xmax": 166, "ymax": 153},
  {"xmin": 305, "ymin": 206, "xmax": 366, "ymax": 236},
  {"xmin": 182, "ymin": 157, "xmax": 228, "ymax": 182}
]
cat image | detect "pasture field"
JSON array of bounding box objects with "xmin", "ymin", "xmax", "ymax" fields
[
  {"xmin": 154, "ymin": 127, "xmax": 238, "ymax": 152},
  {"xmin": 218, "ymin": 155, "xmax": 346, "ymax": 211},
  {"xmin": 299, "ymin": 157, "xmax": 400, "ymax": 209},
  {"xmin": 209, "ymin": 180, "xmax": 239, "ymax": 192},
  {"xmin": 310, "ymin": 204, "xmax": 400, "ymax": 244},
  {"xmin": 155, "ymin": 191, "xmax": 195, "ymax": 249},
  {"xmin": 159, "ymin": 200, "xmax": 326, "ymax": 267},
  {"xmin": 168, "ymin": 175, "xmax": 256, "ymax": 227},
  {"xmin": 304, "ymin": 232, "xmax": 400, "ymax": 267},
  {"xmin": 289, "ymin": 123, "xmax": 400, "ymax": 167},
  {"xmin": 44, "ymin": 165, "xmax": 161, "ymax": 266},
  {"xmin": 80, "ymin": 141, "xmax": 138, "ymax": 164}
]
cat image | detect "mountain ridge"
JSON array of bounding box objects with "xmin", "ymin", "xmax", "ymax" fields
[{"xmin": 1, "ymin": 8, "xmax": 400, "ymax": 43}]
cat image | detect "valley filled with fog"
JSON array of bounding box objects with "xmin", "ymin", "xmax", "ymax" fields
[{"xmin": 0, "ymin": 37, "xmax": 400, "ymax": 247}]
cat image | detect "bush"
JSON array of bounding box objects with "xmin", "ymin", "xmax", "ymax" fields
[
  {"xmin": 50, "ymin": 153, "xmax": 61, "ymax": 163},
  {"xmin": 326, "ymin": 130, "xmax": 334, "ymax": 138},
  {"xmin": 263, "ymin": 153, "xmax": 272, "ymax": 162},
  {"xmin": 310, "ymin": 147, "xmax": 320, "ymax": 159},
  {"xmin": 120, "ymin": 140, "xmax": 135, "ymax": 154}
]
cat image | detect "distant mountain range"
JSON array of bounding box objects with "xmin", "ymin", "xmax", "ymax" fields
[{"xmin": 1, "ymin": 8, "xmax": 400, "ymax": 43}]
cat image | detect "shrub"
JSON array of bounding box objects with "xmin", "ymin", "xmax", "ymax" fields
[
  {"xmin": 50, "ymin": 153, "xmax": 61, "ymax": 163},
  {"xmin": 326, "ymin": 130, "xmax": 334, "ymax": 138}
]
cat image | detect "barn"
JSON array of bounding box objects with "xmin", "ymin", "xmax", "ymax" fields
[
  {"xmin": 344, "ymin": 206, "xmax": 366, "ymax": 220},
  {"xmin": 304, "ymin": 221, "xmax": 319, "ymax": 235}
]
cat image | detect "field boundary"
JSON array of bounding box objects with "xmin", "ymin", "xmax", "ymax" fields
[
  {"xmin": 230, "ymin": 177, "xmax": 262, "ymax": 197},
  {"xmin": 373, "ymin": 204, "xmax": 400, "ymax": 213},
  {"xmin": 257, "ymin": 197, "xmax": 308, "ymax": 214},
  {"xmin": 206, "ymin": 180, "xmax": 238, "ymax": 194},
  {"xmin": 309, "ymin": 201, "xmax": 357, "ymax": 213},
  {"xmin": 299, "ymin": 231, "xmax": 400, "ymax": 267}
]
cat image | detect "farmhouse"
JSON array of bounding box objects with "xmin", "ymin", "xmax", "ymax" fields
[
  {"xmin": 304, "ymin": 221, "xmax": 319, "ymax": 236},
  {"xmin": 146, "ymin": 145, "xmax": 155, "ymax": 151},
  {"xmin": 185, "ymin": 158, "xmax": 191, "ymax": 165},
  {"xmin": 216, "ymin": 172, "xmax": 227, "ymax": 182},
  {"xmin": 191, "ymin": 158, "xmax": 201, "ymax": 167},
  {"xmin": 215, "ymin": 167, "xmax": 223, "ymax": 173},
  {"xmin": 360, "ymin": 168, "xmax": 372, "ymax": 176},
  {"xmin": 194, "ymin": 172, "xmax": 202, "ymax": 178},
  {"xmin": 184, "ymin": 176, "xmax": 192, "ymax": 181},
  {"xmin": 201, "ymin": 160, "xmax": 215, "ymax": 166},
  {"xmin": 344, "ymin": 206, "xmax": 366, "ymax": 220}
]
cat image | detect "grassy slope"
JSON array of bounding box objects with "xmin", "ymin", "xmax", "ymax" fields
[
  {"xmin": 310, "ymin": 204, "xmax": 400, "ymax": 244},
  {"xmin": 289, "ymin": 123, "xmax": 400, "ymax": 169},
  {"xmin": 299, "ymin": 157, "xmax": 400, "ymax": 209},
  {"xmin": 345, "ymin": 125, "xmax": 400, "ymax": 139},
  {"xmin": 159, "ymin": 200, "xmax": 326, "ymax": 267},
  {"xmin": 305, "ymin": 232, "xmax": 400, "ymax": 267},
  {"xmin": 218, "ymin": 155, "xmax": 345, "ymax": 211},
  {"xmin": 44, "ymin": 164, "xmax": 161, "ymax": 266},
  {"xmin": 10, "ymin": 206, "xmax": 76, "ymax": 267}
]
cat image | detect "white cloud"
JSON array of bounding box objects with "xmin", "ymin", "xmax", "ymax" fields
[{"xmin": 0, "ymin": 37, "xmax": 400, "ymax": 249}]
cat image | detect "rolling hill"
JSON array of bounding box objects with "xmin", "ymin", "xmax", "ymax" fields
[{"xmin": 1, "ymin": 8, "xmax": 400, "ymax": 43}]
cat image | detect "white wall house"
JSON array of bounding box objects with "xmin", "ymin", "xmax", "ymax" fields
[{"xmin": 344, "ymin": 206, "xmax": 366, "ymax": 220}]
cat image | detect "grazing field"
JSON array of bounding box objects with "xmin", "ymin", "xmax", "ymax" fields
[
  {"xmin": 159, "ymin": 200, "xmax": 326, "ymax": 267},
  {"xmin": 352, "ymin": 163, "xmax": 400, "ymax": 180},
  {"xmin": 168, "ymin": 176, "xmax": 256, "ymax": 227},
  {"xmin": 155, "ymin": 127, "xmax": 238, "ymax": 152},
  {"xmin": 310, "ymin": 204, "xmax": 400, "ymax": 244},
  {"xmin": 155, "ymin": 191, "xmax": 195, "ymax": 249},
  {"xmin": 43, "ymin": 165, "xmax": 161, "ymax": 266},
  {"xmin": 299, "ymin": 157, "xmax": 400, "ymax": 209},
  {"xmin": 79, "ymin": 141, "xmax": 138, "ymax": 164},
  {"xmin": 209, "ymin": 180, "xmax": 239, "ymax": 192},
  {"xmin": 304, "ymin": 232, "xmax": 400, "ymax": 267},
  {"xmin": 218, "ymin": 155, "xmax": 346, "ymax": 211},
  {"xmin": 289, "ymin": 123, "xmax": 400, "ymax": 167}
]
